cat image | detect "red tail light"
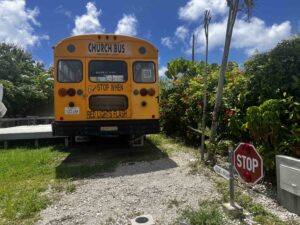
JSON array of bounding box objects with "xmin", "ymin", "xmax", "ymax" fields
[
  {"xmin": 140, "ymin": 88, "xmax": 148, "ymax": 96},
  {"xmin": 67, "ymin": 88, "xmax": 76, "ymax": 96},
  {"xmin": 148, "ymin": 88, "xmax": 155, "ymax": 96},
  {"xmin": 58, "ymin": 88, "xmax": 67, "ymax": 97}
]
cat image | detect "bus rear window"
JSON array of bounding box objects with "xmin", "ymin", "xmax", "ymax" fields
[
  {"xmin": 133, "ymin": 62, "xmax": 156, "ymax": 83},
  {"xmin": 89, "ymin": 61, "xmax": 127, "ymax": 82},
  {"xmin": 58, "ymin": 60, "xmax": 82, "ymax": 83}
]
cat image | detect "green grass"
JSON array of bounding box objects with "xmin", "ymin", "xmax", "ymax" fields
[
  {"xmin": 179, "ymin": 200, "xmax": 225, "ymax": 225},
  {"xmin": 0, "ymin": 135, "xmax": 173, "ymax": 225},
  {"xmin": 0, "ymin": 146, "xmax": 68, "ymax": 225}
]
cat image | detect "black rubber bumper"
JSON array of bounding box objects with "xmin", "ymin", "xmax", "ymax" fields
[{"xmin": 52, "ymin": 119, "xmax": 160, "ymax": 136}]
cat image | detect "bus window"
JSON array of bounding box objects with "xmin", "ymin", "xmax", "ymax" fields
[
  {"xmin": 58, "ymin": 60, "xmax": 82, "ymax": 83},
  {"xmin": 89, "ymin": 60, "xmax": 127, "ymax": 82},
  {"xmin": 133, "ymin": 62, "xmax": 156, "ymax": 83}
]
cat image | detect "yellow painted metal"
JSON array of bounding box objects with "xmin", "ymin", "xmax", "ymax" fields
[{"xmin": 53, "ymin": 34, "xmax": 159, "ymax": 122}]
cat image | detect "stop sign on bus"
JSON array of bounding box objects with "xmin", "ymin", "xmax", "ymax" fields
[{"xmin": 233, "ymin": 143, "xmax": 263, "ymax": 185}]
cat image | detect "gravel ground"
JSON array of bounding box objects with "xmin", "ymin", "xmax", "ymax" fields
[
  {"xmin": 37, "ymin": 150, "xmax": 300, "ymax": 225},
  {"xmin": 37, "ymin": 152, "xmax": 221, "ymax": 225}
]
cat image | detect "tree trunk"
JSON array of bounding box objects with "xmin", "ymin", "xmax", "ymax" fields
[{"xmin": 208, "ymin": 0, "xmax": 239, "ymax": 160}]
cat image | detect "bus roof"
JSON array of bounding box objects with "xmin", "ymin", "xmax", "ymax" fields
[
  {"xmin": 53, "ymin": 34, "xmax": 158, "ymax": 58},
  {"xmin": 54, "ymin": 34, "xmax": 158, "ymax": 51}
]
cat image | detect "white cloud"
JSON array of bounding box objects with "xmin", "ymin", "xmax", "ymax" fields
[
  {"xmin": 161, "ymin": 37, "xmax": 173, "ymax": 49},
  {"xmin": 178, "ymin": 0, "xmax": 227, "ymax": 22},
  {"xmin": 72, "ymin": 2, "xmax": 104, "ymax": 35},
  {"xmin": 115, "ymin": 14, "xmax": 138, "ymax": 36},
  {"xmin": 159, "ymin": 66, "xmax": 167, "ymax": 77},
  {"xmin": 0, "ymin": 0, "xmax": 48, "ymax": 49},
  {"xmin": 192, "ymin": 17, "xmax": 292, "ymax": 55},
  {"xmin": 175, "ymin": 26, "xmax": 189, "ymax": 41},
  {"xmin": 55, "ymin": 5, "xmax": 72, "ymax": 19}
]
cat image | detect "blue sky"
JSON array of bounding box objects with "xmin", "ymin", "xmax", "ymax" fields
[{"xmin": 1, "ymin": 0, "xmax": 299, "ymax": 75}]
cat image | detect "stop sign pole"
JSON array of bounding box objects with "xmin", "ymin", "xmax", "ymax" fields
[{"xmin": 233, "ymin": 143, "xmax": 263, "ymax": 185}]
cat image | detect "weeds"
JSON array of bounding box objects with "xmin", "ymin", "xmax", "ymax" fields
[
  {"xmin": 179, "ymin": 200, "xmax": 224, "ymax": 225},
  {"xmin": 215, "ymin": 179, "xmax": 287, "ymax": 225}
]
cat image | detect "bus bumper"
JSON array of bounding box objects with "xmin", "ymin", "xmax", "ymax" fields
[{"xmin": 52, "ymin": 119, "xmax": 160, "ymax": 136}]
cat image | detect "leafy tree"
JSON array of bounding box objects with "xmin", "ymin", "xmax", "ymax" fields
[
  {"xmin": 0, "ymin": 43, "xmax": 36, "ymax": 82},
  {"xmin": 0, "ymin": 43, "xmax": 53, "ymax": 117},
  {"xmin": 244, "ymin": 36, "xmax": 300, "ymax": 105},
  {"xmin": 165, "ymin": 58, "xmax": 204, "ymax": 80}
]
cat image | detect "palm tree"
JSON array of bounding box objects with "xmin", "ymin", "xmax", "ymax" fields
[
  {"xmin": 201, "ymin": 10, "xmax": 211, "ymax": 161},
  {"xmin": 209, "ymin": 0, "xmax": 254, "ymax": 159}
]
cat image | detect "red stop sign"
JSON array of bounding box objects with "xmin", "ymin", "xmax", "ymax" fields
[{"xmin": 233, "ymin": 143, "xmax": 263, "ymax": 185}]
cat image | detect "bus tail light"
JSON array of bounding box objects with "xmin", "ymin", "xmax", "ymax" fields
[
  {"xmin": 140, "ymin": 88, "xmax": 148, "ymax": 96},
  {"xmin": 148, "ymin": 88, "xmax": 155, "ymax": 96},
  {"xmin": 67, "ymin": 88, "xmax": 76, "ymax": 96},
  {"xmin": 58, "ymin": 88, "xmax": 67, "ymax": 97}
]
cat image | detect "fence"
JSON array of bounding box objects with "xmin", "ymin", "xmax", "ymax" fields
[{"xmin": 0, "ymin": 116, "xmax": 54, "ymax": 128}]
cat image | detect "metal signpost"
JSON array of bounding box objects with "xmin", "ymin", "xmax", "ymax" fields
[
  {"xmin": 229, "ymin": 147, "xmax": 235, "ymax": 207},
  {"xmin": 217, "ymin": 143, "xmax": 263, "ymax": 217}
]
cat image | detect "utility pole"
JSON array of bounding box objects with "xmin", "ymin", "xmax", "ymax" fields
[
  {"xmin": 192, "ymin": 34, "xmax": 195, "ymax": 63},
  {"xmin": 209, "ymin": 0, "xmax": 243, "ymax": 158},
  {"xmin": 200, "ymin": 10, "xmax": 211, "ymax": 161}
]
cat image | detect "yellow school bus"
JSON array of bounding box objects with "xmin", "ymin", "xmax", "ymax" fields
[{"xmin": 52, "ymin": 34, "xmax": 159, "ymax": 138}]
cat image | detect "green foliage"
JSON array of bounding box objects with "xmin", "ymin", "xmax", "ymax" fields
[
  {"xmin": 165, "ymin": 58, "xmax": 204, "ymax": 80},
  {"xmin": 0, "ymin": 43, "xmax": 36, "ymax": 83},
  {"xmin": 216, "ymin": 140, "xmax": 234, "ymax": 156},
  {"xmin": 0, "ymin": 43, "xmax": 53, "ymax": 117},
  {"xmin": 160, "ymin": 37, "xmax": 300, "ymax": 176},
  {"xmin": 244, "ymin": 36, "xmax": 300, "ymax": 104},
  {"xmin": 245, "ymin": 96, "xmax": 300, "ymax": 172},
  {"xmin": 160, "ymin": 58, "xmax": 248, "ymax": 144}
]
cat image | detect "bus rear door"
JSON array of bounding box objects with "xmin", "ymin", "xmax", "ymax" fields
[{"xmin": 85, "ymin": 58, "xmax": 132, "ymax": 123}]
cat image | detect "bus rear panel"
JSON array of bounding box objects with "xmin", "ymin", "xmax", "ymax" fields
[{"xmin": 52, "ymin": 34, "xmax": 159, "ymax": 137}]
